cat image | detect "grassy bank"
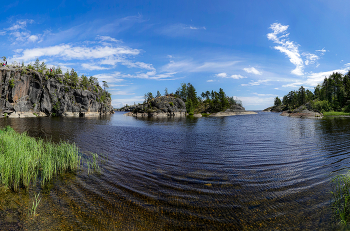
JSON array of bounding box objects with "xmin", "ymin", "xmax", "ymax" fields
[
  {"xmin": 0, "ymin": 126, "xmax": 81, "ymax": 191},
  {"xmin": 323, "ymin": 111, "xmax": 350, "ymax": 116}
]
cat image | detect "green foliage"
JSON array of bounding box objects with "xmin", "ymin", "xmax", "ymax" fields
[
  {"xmin": 27, "ymin": 64, "xmax": 34, "ymax": 70},
  {"xmin": 34, "ymin": 58, "xmax": 40, "ymax": 71},
  {"xmin": 9, "ymin": 79, "xmax": 15, "ymax": 88},
  {"xmin": 144, "ymin": 92, "xmax": 154, "ymax": 103},
  {"xmin": 70, "ymin": 68, "xmax": 79, "ymax": 88},
  {"xmin": 81, "ymin": 75, "xmax": 89, "ymax": 89},
  {"xmin": 56, "ymin": 66, "xmax": 62, "ymax": 74},
  {"xmin": 164, "ymin": 87, "xmax": 168, "ymax": 96},
  {"xmin": 29, "ymin": 193, "xmax": 41, "ymax": 217},
  {"xmin": 310, "ymin": 100, "xmax": 331, "ymax": 112},
  {"xmin": 0, "ymin": 126, "xmax": 81, "ymax": 191},
  {"xmin": 89, "ymin": 76, "xmax": 98, "ymax": 86},
  {"xmin": 53, "ymin": 101, "xmax": 61, "ymax": 112},
  {"xmin": 2, "ymin": 56, "xmax": 6, "ymax": 62},
  {"xmin": 156, "ymin": 90, "xmax": 161, "ymax": 98},
  {"xmin": 102, "ymin": 81, "xmax": 109, "ymax": 90},
  {"xmin": 169, "ymin": 102, "xmax": 174, "ymax": 107},
  {"xmin": 274, "ymin": 96, "xmax": 282, "ymax": 106}
]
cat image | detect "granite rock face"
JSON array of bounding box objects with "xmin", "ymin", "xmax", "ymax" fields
[
  {"xmin": 124, "ymin": 96, "xmax": 187, "ymax": 117},
  {"xmin": 0, "ymin": 67, "xmax": 113, "ymax": 118}
]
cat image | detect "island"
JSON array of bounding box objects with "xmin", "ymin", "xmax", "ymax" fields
[{"xmin": 120, "ymin": 83, "xmax": 257, "ymax": 118}]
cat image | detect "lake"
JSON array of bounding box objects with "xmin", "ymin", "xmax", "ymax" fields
[{"xmin": 0, "ymin": 111, "xmax": 347, "ymax": 230}]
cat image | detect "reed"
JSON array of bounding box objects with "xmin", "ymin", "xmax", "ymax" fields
[
  {"xmin": 0, "ymin": 126, "xmax": 81, "ymax": 191},
  {"xmin": 332, "ymin": 173, "xmax": 350, "ymax": 225},
  {"xmin": 29, "ymin": 193, "xmax": 41, "ymax": 217}
]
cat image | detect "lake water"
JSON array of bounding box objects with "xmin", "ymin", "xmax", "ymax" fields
[{"xmin": 0, "ymin": 111, "xmax": 348, "ymax": 230}]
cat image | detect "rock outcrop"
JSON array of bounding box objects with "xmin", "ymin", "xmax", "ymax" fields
[
  {"xmin": 280, "ymin": 104, "xmax": 323, "ymax": 118},
  {"xmin": 209, "ymin": 104, "xmax": 257, "ymax": 116},
  {"xmin": 0, "ymin": 66, "xmax": 113, "ymax": 118},
  {"xmin": 263, "ymin": 105, "xmax": 284, "ymax": 112},
  {"xmin": 124, "ymin": 96, "xmax": 186, "ymax": 118}
]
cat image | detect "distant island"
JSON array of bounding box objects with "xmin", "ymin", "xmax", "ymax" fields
[
  {"xmin": 0, "ymin": 58, "xmax": 113, "ymax": 118},
  {"xmin": 119, "ymin": 83, "xmax": 257, "ymax": 117},
  {"xmin": 264, "ymin": 70, "xmax": 350, "ymax": 118}
]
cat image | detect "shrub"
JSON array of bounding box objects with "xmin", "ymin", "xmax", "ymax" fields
[
  {"xmin": 311, "ymin": 100, "xmax": 332, "ymax": 112},
  {"xmin": 9, "ymin": 79, "xmax": 15, "ymax": 88},
  {"xmin": 169, "ymin": 102, "xmax": 174, "ymax": 107}
]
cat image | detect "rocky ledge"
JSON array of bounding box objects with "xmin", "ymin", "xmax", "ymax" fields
[
  {"xmin": 280, "ymin": 104, "xmax": 323, "ymax": 118},
  {"xmin": 124, "ymin": 96, "xmax": 186, "ymax": 118},
  {"xmin": 0, "ymin": 66, "xmax": 113, "ymax": 118}
]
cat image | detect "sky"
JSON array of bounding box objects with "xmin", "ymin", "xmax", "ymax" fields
[{"xmin": 0, "ymin": 0, "xmax": 350, "ymax": 110}]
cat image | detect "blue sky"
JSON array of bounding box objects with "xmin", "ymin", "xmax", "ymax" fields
[{"xmin": 1, "ymin": 0, "xmax": 350, "ymax": 110}]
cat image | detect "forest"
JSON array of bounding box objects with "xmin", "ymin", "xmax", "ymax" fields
[{"xmin": 275, "ymin": 71, "xmax": 350, "ymax": 113}]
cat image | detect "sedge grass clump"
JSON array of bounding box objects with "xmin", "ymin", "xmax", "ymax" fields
[
  {"xmin": 0, "ymin": 126, "xmax": 81, "ymax": 191},
  {"xmin": 332, "ymin": 173, "xmax": 350, "ymax": 225}
]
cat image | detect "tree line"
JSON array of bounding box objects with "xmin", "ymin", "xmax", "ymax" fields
[
  {"xmin": 144, "ymin": 83, "xmax": 240, "ymax": 114},
  {"xmin": 275, "ymin": 71, "xmax": 350, "ymax": 112}
]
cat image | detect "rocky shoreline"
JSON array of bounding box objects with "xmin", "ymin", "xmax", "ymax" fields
[{"xmin": 0, "ymin": 66, "xmax": 113, "ymax": 118}]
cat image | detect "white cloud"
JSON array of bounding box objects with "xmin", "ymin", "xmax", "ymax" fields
[
  {"xmin": 241, "ymin": 79, "xmax": 270, "ymax": 86},
  {"xmin": 267, "ymin": 22, "xmax": 304, "ymax": 76},
  {"xmin": 316, "ymin": 48, "xmax": 327, "ymax": 53},
  {"xmin": 81, "ymin": 63, "xmax": 110, "ymax": 70},
  {"xmin": 243, "ymin": 67, "xmax": 262, "ymax": 75},
  {"xmin": 94, "ymin": 72, "xmax": 124, "ymax": 82},
  {"xmin": 28, "ymin": 35, "xmax": 38, "ymax": 42},
  {"xmin": 13, "ymin": 44, "xmax": 140, "ymax": 61},
  {"xmin": 207, "ymin": 79, "xmax": 214, "ymax": 82},
  {"xmin": 237, "ymin": 96, "xmax": 275, "ymax": 108},
  {"xmin": 121, "ymin": 71, "xmax": 177, "ymax": 80},
  {"xmin": 282, "ymin": 68, "xmax": 348, "ymax": 88},
  {"xmin": 230, "ymin": 74, "xmax": 246, "ymax": 79},
  {"xmin": 7, "ymin": 20, "xmax": 32, "ymax": 31},
  {"xmin": 162, "ymin": 60, "xmax": 240, "ymax": 73},
  {"xmin": 185, "ymin": 26, "xmax": 206, "ymax": 30},
  {"xmin": 253, "ymin": 93, "xmax": 276, "ymax": 97},
  {"xmin": 97, "ymin": 35, "xmax": 120, "ymax": 43},
  {"xmin": 112, "ymin": 96, "xmax": 144, "ymax": 108},
  {"xmin": 302, "ymin": 52, "xmax": 319, "ymax": 66},
  {"xmin": 216, "ymin": 73, "xmax": 227, "ymax": 78},
  {"xmin": 160, "ymin": 23, "xmax": 206, "ymax": 37}
]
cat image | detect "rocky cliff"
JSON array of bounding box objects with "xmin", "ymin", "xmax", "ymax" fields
[
  {"xmin": 124, "ymin": 96, "xmax": 187, "ymax": 117},
  {"xmin": 0, "ymin": 66, "xmax": 113, "ymax": 118}
]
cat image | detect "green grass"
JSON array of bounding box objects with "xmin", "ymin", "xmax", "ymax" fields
[
  {"xmin": 323, "ymin": 111, "xmax": 350, "ymax": 116},
  {"xmin": 0, "ymin": 126, "xmax": 81, "ymax": 191},
  {"xmin": 332, "ymin": 173, "xmax": 350, "ymax": 226},
  {"xmin": 201, "ymin": 113, "xmax": 210, "ymax": 117}
]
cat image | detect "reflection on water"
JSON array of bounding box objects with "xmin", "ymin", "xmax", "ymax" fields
[{"xmin": 0, "ymin": 112, "xmax": 349, "ymax": 230}]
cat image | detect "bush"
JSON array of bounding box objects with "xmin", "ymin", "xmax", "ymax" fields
[
  {"xmin": 311, "ymin": 100, "xmax": 332, "ymax": 112},
  {"xmin": 169, "ymin": 102, "xmax": 174, "ymax": 107}
]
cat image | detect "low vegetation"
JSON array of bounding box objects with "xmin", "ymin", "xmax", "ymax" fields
[{"xmin": 0, "ymin": 126, "xmax": 81, "ymax": 191}]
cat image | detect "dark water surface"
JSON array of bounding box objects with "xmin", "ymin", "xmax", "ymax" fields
[{"xmin": 0, "ymin": 111, "xmax": 348, "ymax": 230}]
